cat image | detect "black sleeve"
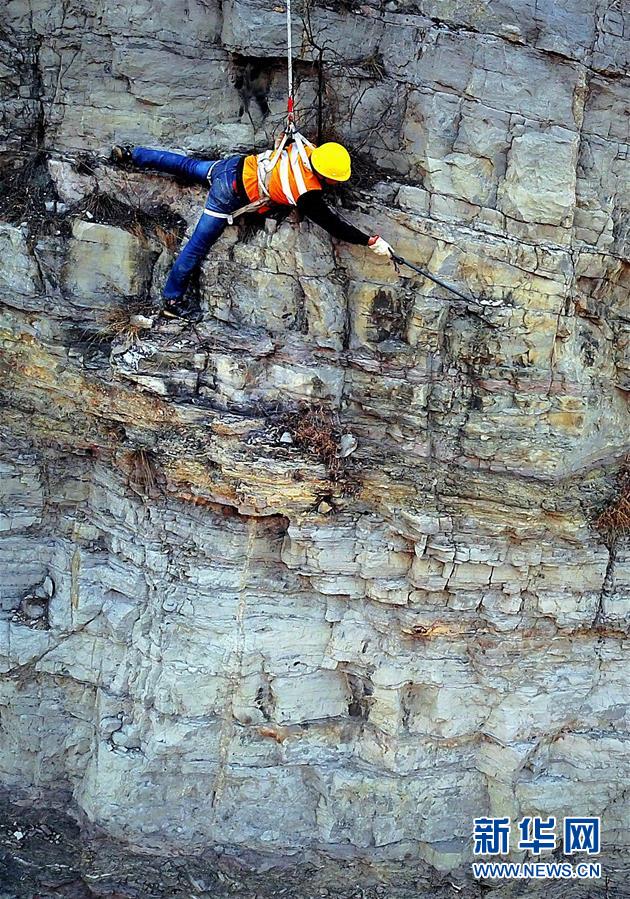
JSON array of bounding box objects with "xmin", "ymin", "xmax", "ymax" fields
[{"xmin": 296, "ymin": 190, "xmax": 370, "ymax": 245}]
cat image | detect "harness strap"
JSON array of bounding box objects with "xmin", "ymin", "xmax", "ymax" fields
[
  {"xmin": 293, "ymin": 131, "xmax": 314, "ymax": 167},
  {"xmin": 262, "ymin": 131, "xmax": 289, "ymax": 174},
  {"xmin": 290, "ymin": 144, "xmax": 308, "ymax": 196},
  {"xmin": 253, "ymin": 129, "xmax": 316, "ymax": 206},
  {"xmin": 206, "ymin": 160, "xmax": 220, "ymax": 183},
  {"xmin": 203, "ymin": 198, "xmax": 268, "ymax": 225}
]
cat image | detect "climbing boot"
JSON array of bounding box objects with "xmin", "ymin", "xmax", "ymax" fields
[
  {"xmin": 161, "ymin": 296, "xmax": 202, "ymax": 323},
  {"xmin": 111, "ymin": 144, "xmax": 133, "ymax": 164}
]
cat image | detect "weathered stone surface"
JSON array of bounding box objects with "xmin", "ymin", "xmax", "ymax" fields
[
  {"xmin": 0, "ymin": 224, "xmax": 41, "ymax": 296},
  {"xmin": 63, "ymin": 220, "xmax": 159, "ymax": 303},
  {"xmin": 497, "ymin": 129, "xmax": 579, "ymax": 227},
  {"xmin": 0, "ymin": 0, "xmax": 629, "ymax": 886}
]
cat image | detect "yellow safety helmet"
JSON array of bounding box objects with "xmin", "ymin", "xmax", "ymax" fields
[{"xmin": 310, "ymin": 142, "xmax": 352, "ymax": 182}]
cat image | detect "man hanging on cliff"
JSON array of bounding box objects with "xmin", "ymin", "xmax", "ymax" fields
[{"xmin": 111, "ymin": 139, "xmax": 393, "ymax": 320}]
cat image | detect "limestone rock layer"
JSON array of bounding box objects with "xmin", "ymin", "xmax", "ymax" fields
[{"xmin": 0, "ymin": 0, "xmax": 629, "ymax": 874}]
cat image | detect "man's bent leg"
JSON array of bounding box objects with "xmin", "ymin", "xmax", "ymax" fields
[
  {"xmin": 131, "ymin": 147, "xmax": 215, "ymax": 184},
  {"xmin": 161, "ymin": 156, "xmax": 245, "ymax": 317},
  {"xmin": 163, "ymin": 211, "xmax": 226, "ymax": 301}
]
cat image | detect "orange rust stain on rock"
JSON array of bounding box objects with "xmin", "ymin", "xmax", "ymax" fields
[
  {"xmin": 258, "ymin": 726, "xmax": 290, "ymax": 743},
  {"xmin": 7, "ymin": 333, "xmax": 180, "ymax": 427},
  {"xmin": 546, "ymin": 411, "xmax": 585, "ymax": 433}
]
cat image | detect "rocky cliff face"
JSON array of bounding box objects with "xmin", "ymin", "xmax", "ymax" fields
[{"xmin": 0, "ymin": 0, "xmax": 629, "ymax": 878}]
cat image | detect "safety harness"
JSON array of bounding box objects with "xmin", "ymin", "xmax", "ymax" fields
[{"xmin": 202, "ymin": 131, "xmax": 317, "ymax": 224}]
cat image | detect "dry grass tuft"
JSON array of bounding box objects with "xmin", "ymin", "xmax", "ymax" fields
[
  {"xmin": 93, "ymin": 302, "xmax": 154, "ymax": 344},
  {"xmin": 79, "ymin": 191, "xmax": 135, "ymax": 227},
  {"xmin": 596, "ymin": 462, "xmax": 630, "ymax": 545},
  {"xmin": 252, "ymin": 403, "xmax": 363, "ymax": 496},
  {"xmin": 153, "ymin": 222, "xmax": 181, "ymax": 252},
  {"xmin": 0, "ymin": 150, "xmax": 64, "ymax": 236},
  {"xmin": 119, "ymin": 448, "xmax": 163, "ymax": 498},
  {"xmin": 287, "ymin": 403, "xmax": 344, "ymax": 480},
  {"xmin": 74, "ymin": 191, "xmax": 185, "ymax": 248}
]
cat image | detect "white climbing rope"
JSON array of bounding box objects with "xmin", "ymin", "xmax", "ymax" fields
[{"xmin": 286, "ymin": 0, "xmax": 294, "ymax": 131}]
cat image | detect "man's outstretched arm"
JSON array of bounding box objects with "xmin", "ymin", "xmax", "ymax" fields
[{"xmin": 296, "ymin": 191, "xmax": 392, "ymax": 255}]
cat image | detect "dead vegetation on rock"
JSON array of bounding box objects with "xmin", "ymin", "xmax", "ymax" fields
[
  {"xmin": 0, "ymin": 150, "xmax": 186, "ymax": 255},
  {"xmin": 93, "ymin": 300, "xmax": 155, "ymax": 344},
  {"xmin": 288, "ymin": 403, "xmax": 344, "ymax": 477},
  {"xmin": 247, "ymin": 403, "xmax": 360, "ymax": 493},
  {"xmin": 279, "ymin": 403, "xmax": 360, "ymax": 492},
  {"xmin": 0, "ymin": 150, "xmax": 59, "ymax": 234},
  {"xmin": 596, "ymin": 461, "xmax": 630, "ymax": 547},
  {"xmin": 73, "ymin": 189, "xmax": 185, "ymax": 249},
  {"xmin": 118, "ymin": 446, "xmax": 164, "ymax": 498}
]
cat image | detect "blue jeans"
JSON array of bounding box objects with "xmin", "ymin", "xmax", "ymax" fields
[{"xmin": 131, "ymin": 147, "xmax": 244, "ymax": 300}]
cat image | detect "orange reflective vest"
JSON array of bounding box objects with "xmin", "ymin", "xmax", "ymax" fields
[{"xmin": 242, "ymin": 140, "xmax": 322, "ymax": 210}]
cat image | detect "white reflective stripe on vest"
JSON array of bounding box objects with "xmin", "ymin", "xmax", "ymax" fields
[
  {"xmin": 290, "ymin": 144, "xmax": 308, "ymax": 196},
  {"xmin": 278, "ymin": 149, "xmax": 297, "ymax": 205}
]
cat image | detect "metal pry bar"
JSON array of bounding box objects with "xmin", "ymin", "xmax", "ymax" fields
[{"xmin": 391, "ymin": 252, "xmax": 500, "ymax": 328}]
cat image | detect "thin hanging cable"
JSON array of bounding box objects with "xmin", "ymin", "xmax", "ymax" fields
[{"xmin": 286, "ymin": 0, "xmax": 294, "ymax": 130}]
